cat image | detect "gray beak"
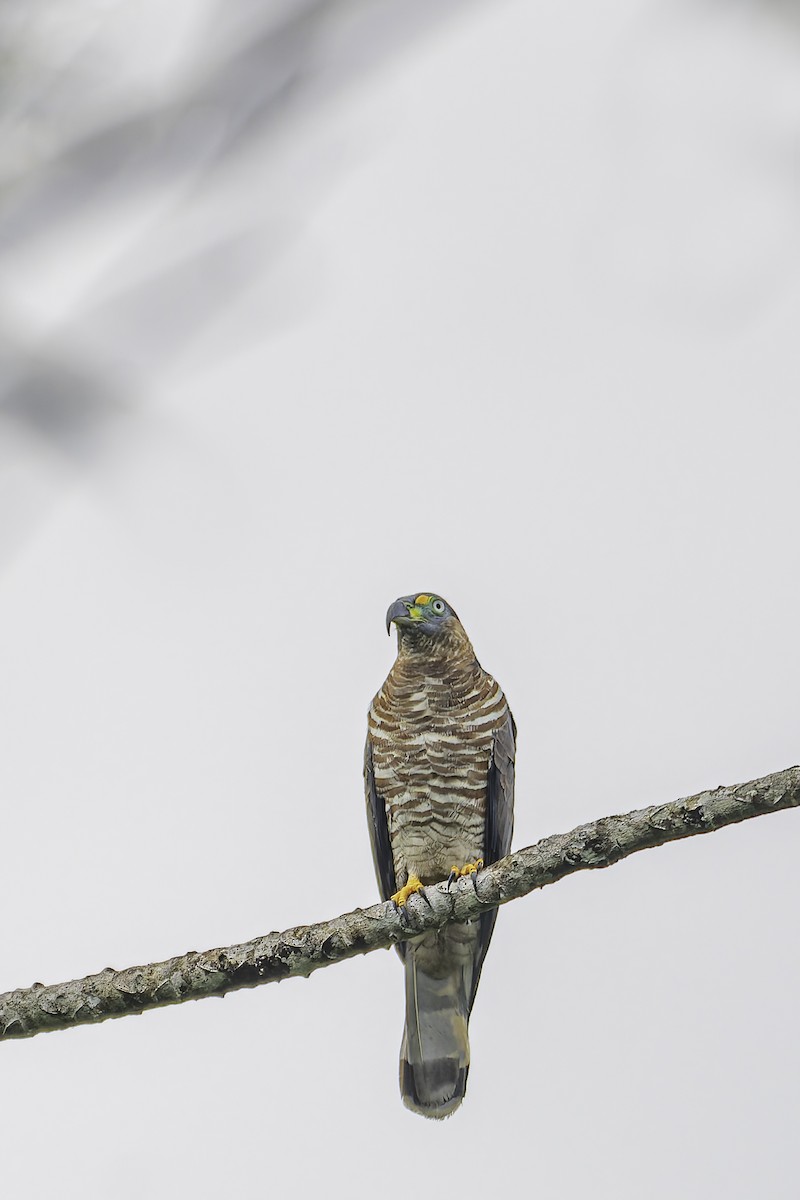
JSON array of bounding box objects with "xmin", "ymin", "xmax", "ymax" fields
[{"xmin": 385, "ymin": 597, "xmax": 412, "ymax": 635}]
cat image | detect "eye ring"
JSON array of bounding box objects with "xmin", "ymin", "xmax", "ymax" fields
[{"xmin": 431, "ymin": 599, "xmax": 445, "ymax": 614}]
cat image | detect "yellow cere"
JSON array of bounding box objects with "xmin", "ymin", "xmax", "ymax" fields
[{"xmin": 414, "ymin": 594, "xmax": 433, "ymax": 606}]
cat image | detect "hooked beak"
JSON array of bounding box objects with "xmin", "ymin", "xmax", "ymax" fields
[{"xmin": 385, "ymin": 596, "xmax": 417, "ymax": 634}]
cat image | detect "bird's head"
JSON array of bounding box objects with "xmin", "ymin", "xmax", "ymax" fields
[{"xmin": 385, "ymin": 593, "xmax": 461, "ymax": 640}]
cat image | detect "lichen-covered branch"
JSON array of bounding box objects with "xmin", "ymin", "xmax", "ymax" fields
[{"xmin": 2, "ymin": 765, "xmax": 798, "ymax": 1042}]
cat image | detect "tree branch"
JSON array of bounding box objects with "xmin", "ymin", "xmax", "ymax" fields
[{"xmin": 2, "ymin": 765, "xmax": 798, "ymax": 1042}]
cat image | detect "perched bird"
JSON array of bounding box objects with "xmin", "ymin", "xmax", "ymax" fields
[{"xmin": 365, "ymin": 593, "xmax": 515, "ymax": 1119}]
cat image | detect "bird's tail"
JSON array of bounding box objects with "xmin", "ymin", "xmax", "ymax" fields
[{"xmin": 399, "ymin": 931, "xmax": 474, "ymax": 1120}]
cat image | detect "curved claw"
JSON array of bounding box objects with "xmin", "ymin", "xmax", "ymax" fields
[
  {"xmin": 447, "ymin": 859, "xmax": 484, "ymax": 892},
  {"xmin": 391, "ymin": 873, "xmax": 425, "ymax": 909}
]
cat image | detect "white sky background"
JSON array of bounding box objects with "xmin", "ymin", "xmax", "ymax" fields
[{"xmin": 2, "ymin": 0, "xmax": 800, "ymax": 1195}]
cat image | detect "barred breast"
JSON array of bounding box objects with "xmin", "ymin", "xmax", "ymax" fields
[{"xmin": 368, "ymin": 653, "xmax": 510, "ymax": 886}]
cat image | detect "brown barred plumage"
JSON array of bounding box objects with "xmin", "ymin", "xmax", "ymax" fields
[{"xmin": 365, "ymin": 594, "xmax": 515, "ymax": 1119}]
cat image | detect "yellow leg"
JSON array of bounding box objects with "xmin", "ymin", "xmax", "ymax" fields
[
  {"xmin": 391, "ymin": 873, "xmax": 425, "ymax": 907},
  {"xmin": 447, "ymin": 859, "xmax": 484, "ymax": 887}
]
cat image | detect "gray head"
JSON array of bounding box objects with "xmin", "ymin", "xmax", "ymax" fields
[{"xmin": 385, "ymin": 592, "xmax": 460, "ymax": 637}]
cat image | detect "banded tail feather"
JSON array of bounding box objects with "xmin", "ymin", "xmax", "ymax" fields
[{"xmin": 399, "ymin": 932, "xmax": 472, "ymax": 1119}]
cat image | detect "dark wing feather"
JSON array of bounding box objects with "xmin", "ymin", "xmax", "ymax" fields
[
  {"xmin": 469, "ymin": 707, "xmax": 516, "ymax": 1010},
  {"xmin": 364, "ymin": 733, "xmax": 397, "ymax": 903},
  {"xmin": 486, "ymin": 709, "xmax": 516, "ymax": 865}
]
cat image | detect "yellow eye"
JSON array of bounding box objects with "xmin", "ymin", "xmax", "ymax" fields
[{"xmin": 432, "ymin": 599, "xmax": 445, "ymax": 614}]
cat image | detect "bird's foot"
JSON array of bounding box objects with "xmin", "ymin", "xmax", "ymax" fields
[
  {"xmin": 447, "ymin": 859, "xmax": 484, "ymax": 889},
  {"xmin": 391, "ymin": 873, "xmax": 426, "ymax": 908}
]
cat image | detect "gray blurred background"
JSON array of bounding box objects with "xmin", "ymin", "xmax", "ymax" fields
[{"xmin": 2, "ymin": 1, "xmax": 799, "ymax": 1196}]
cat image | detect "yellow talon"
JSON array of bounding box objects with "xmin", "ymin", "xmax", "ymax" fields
[
  {"xmin": 391, "ymin": 873, "xmax": 425, "ymax": 907},
  {"xmin": 449, "ymin": 859, "xmax": 484, "ymax": 879}
]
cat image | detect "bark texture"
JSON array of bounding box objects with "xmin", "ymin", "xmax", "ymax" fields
[{"xmin": 2, "ymin": 765, "xmax": 798, "ymax": 1042}]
